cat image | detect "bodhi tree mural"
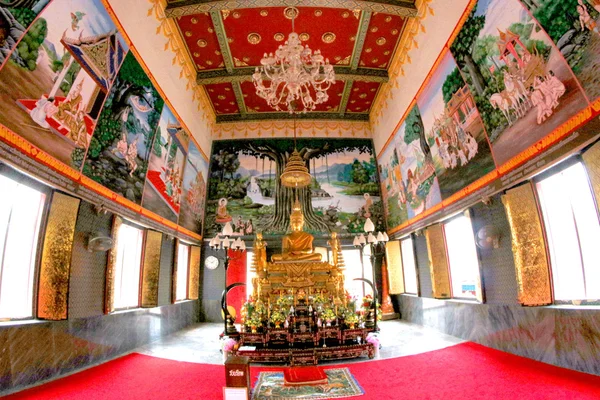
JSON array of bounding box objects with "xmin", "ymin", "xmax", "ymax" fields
[{"xmin": 205, "ymin": 138, "xmax": 383, "ymax": 237}]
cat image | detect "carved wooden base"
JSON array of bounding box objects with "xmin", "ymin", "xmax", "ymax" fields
[{"xmin": 235, "ymin": 343, "xmax": 375, "ymax": 366}]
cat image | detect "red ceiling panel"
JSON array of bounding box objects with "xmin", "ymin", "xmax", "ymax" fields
[
  {"xmin": 359, "ymin": 13, "xmax": 405, "ymax": 69},
  {"xmin": 176, "ymin": 13, "xmax": 224, "ymax": 71},
  {"xmin": 205, "ymin": 83, "xmax": 240, "ymax": 114},
  {"xmin": 346, "ymin": 81, "xmax": 380, "ymax": 113},
  {"xmin": 223, "ymin": 7, "xmax": 359, "ymax": 68},
  {"xmin": 240, "ymin": 80, "xmax": 345, "ymax": 113}
]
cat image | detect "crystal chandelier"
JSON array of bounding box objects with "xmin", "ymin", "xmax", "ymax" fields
[{"xmin": 252, "ymin": 7, "xmax": 336, "ymax": 114}]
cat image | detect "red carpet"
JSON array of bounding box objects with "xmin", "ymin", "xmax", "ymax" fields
[{"xmin": 5, "ymin": 343, "xmax": 600, "ymax": 399}]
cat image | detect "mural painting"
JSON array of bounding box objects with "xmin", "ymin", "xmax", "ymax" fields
[
  {"xmin": 141, "ymin": 106, "xmax": 186, "ymax": 222},
  {"xmin": 179, "ymin": 141, "xmax": 208, "ymax": 235},
  {"xmin": 449, "ymin": 0, "xmax": 588, "ymax": 166},
  {"xmin": 391, "ymin": 106, "xmax": 442, "ymax": 222},
  {"xmin": 82, "ymin": 51, "xmax": 164, "ymax": 205},
  {"xmin": 0, "ymin": 0, "xmax": 50, "ymax": 67},
  {"xmin": 0, "ymin": 0, "xmax": 127, "ymax": 167},
  {"xmin": 204, "ymin": 139, "xmax": 383, "ymax": 238},
  {"xmin": 520, "ymin": 0, "xmax": 600, "ymax": 102},
  {"xmin": 378, "ymin": 142, "xmax": 409, "ymax": 228},
  {"xmin": 417, "ymin": 50, "xmax": 496, "ymax": 199}
]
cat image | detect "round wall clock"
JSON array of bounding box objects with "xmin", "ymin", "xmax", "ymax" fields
[{"xmin": 205, "ymin": 255, "xmax": 220, "ymax": 270}]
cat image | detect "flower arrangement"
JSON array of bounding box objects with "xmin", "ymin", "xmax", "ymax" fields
[
  {"xmin": 276, "ymin": 294, "xmax": 293, "ymax": 309},
  {"xmin": 270, "ymin": 309, "xmax": 286, "ymax": 326},
  {"xmin": 344, "ymin": 312, "xmax": 359, "ymax": 325},
  {"xmin": 362, "ymin": 294, "xmax": 374, "ymax": 309},
  {"xmin": 310, "ymin": 293, "xmax": 327, "ymax": 305},
  {"xmin": 321, "ymin": 307, "xmax": 336, "ymax": 322},
  {"xmin": 221, "ymin": 337, "xmax": 238, "ymax": 353}
]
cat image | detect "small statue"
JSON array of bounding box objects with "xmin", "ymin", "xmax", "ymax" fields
[
  {"xmin": 271, "ymin": 199, "xmax": 322, "ymax": 262},
  {"xmin": 328, "ymin": 231, "xmax": 341, "ymax": 267},
  {"xmin": 253, "ymin": 232, "xmax": 267, "ymax": 272},
  {"xmin": 216, "ymin": 197, "xmax": 232, "ymax": 223}
]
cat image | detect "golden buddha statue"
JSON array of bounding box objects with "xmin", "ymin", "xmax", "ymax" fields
[{"xmin": 271, "ymin": 199, "xmax": 322, "ymax": 262}]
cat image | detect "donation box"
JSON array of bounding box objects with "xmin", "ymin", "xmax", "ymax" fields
[{"xmin": 224, "ymin": 355, "xmax": 250, "ymax": 400}]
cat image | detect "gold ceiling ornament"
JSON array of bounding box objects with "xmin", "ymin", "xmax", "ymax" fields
[
  {"xmin": 206, "ymin": 60, "xmax": 213, "ymax": 65},
  {"xmin": 222, "ymin": 9, "xmax": 230, "ymax": 19},
  {"xmin": 365, "ymin": 47, "xmax": 372, "ymax": 53},
  {"xmin": 350, "ymin": 35, "xmax": 356, "ymax": 41},
  {"xmin": 193, "ymin": 51, "xmax": 200, "ymax": 57},
  {"xmin": 352, "ymin": 9, "xmax": 361, "ymax": 19},
  {"xmin": 314, "ymin": 9, "xmax": 322, "ymax": 16},
  {"xmin": 218, "ymin": 95, "xmax": 226, "ymax": 100},
  {"xmin": 208, "ymin": 27, "xmax": 214, "ymax": 33},
  {"xmin": 234, "ymin": 57, "xmax": 249, "ymax": 67},
  {"xmin": 370, "ymin": 26, "xmax": 379, "ymax": 33},
  {"xmin": 280, "ymin": 120, "xmax": 311, "ymax": 188},
  {"xmin": 299, "ymin": 32, "xmax": 310, "ymax": 41},
  {"xmin": 197, "ymin": 39, "xmax": 207, "ymax": 47},
  {"xmin": 284, "ymin": 7, "xmax": 299, "ymax": 19},
  {"xmin": 227, "ymin": 37, "xmax": 234, "ymax": 43},
  {"xmin": 260, "ymin": 9, "xmax": 268, "ymax": 16},
  {"xmin": 233, "ymin": 11, "xmax": 241, "ymax": 18},
  {"xmin": 391, "ymin": 28, "xmax": 399, "ymax": 35},
  {"xmin": 253, "ymin": 6, "xmax": 335, "ymax": 114},
  {"xmin": 322, "ymin": 32, "xmax": 336, "ymax": 43},
  {"xmin": 342, "ymin": 11, "xmax": 350, "ymax": 18},
  {"xmin": 185, "ymin": 31, "xmax": 192, "ymax": 37},
  {"xmin": 372, "ymin": 58, "xmax": 379, "ymax": 63},
  {"xmin": 336, "ymin": 55, "xmax": 351, "ymax": 65},
  {"xmin": 385, "ymin": 16, "xmax": 392, "ymax": 23},
  {"xmin": 376, "ymin": 37, "xmax": 387, "ymax": 45},
  {"xmin": 274, "ymin": 32, "xmax": 285, "ymax": 41},
  {"xmin": 191, "ymin": 17, "xmax": 198, "ymax": 24},
  {"xmin": 215, "ymin": 50, "xmax": 221, "ymax": 55},
  {"xmin": 359, "ymin": 93, "xmax": 367, "ymax": 99},
  {"xmin": 248, "ymin": 32, "xmax": 262, "ymax": 44},
  {"xmin": 384, "ymin": 50, "xmax": 391, "ymax": 55}
]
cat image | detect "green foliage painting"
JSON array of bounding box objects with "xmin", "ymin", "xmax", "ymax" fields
[{"xmin": 205, "ymin": 138, "xmax": 383, "ymax": 237}]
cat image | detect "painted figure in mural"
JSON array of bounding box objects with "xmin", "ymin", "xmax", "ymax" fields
[
  {"xmin": 545, "ymin": 71, "xmax": 566, "ymax": 109},
  {"xmin": 271, "ymin": 199, "xmax": 322, "ymax": 262},
  {"xmin": 70, "ymin": 11, "xmax": 86, "ymax": 31},
  {"xmin": 530, "ymin": 80, "xmax": 552, "ymax": 125},
  {"xmin": 125, "ymin": 137, "xmax": 139, "ymax": 177},
  {"xmin": 236, "ymin": 215, "xmax": 245, "ymax": 235},
  {"xmin": 577, "ymin": 0, "xmax": 599, "ymax": 33},
  {"xmin": 245, "ymin": 219, "xmax": 254, "ymax": 235},
  {"xmin": 362, "ymin": 193, "xmax": 373, "ymax": 218},
  {"xmin": 113, "ymin": 132, "xmax": 128, "ymax": 158},
  {"xmin": 216, "ymin": 197, "xmax": 232, "ymax": 223}
]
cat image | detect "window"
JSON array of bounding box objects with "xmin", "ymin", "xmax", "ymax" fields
[
  {"xmin": 443, "ymin": 214, "xmax": 481, "ymax": 300},
  {"xmin": 341, "ymin": 248, "xmax": 373, "ymax": 300},
  {"xmin": 113, "ymin": 223, "xmax": 144, "ymax": 309},
  {"xmin": 0, "ymin": 174, "xmax": 46, "ymax": 319},
  {"xmin": 536, "ymin": 162, "xmax": 600, "ymax": 301},
  {"xmin": 400, "ymin": 237, "xmax": 418, "ymax": 294},
  {"xmin": 176, "ymin": 242, "xmax": 190, "ymax": 301}
]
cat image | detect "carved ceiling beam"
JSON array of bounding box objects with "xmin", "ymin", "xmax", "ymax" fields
[
  {"xmin": 197, "ymin": 67, "xmax": 389, "ymax": 85},
  {"xmin": 209, "ymin": 10, "xmax": 234, "ymax": 73},
  {"xmin": 339, "ymin": 81, "xmax": 353, "ymax": 115},
  {"xmin": 232, "ymin": 82, "xmax": 247, "ymax": 114},
  {"xmin": 350, "ymin": 10, "xmax": 372, "ymax": 71},
  {"xmin": 165, "ymin": 1, "xmax": 418, "ymax": 18},
  {"xmin": 216, "ymin": 112, "xmax": 369, "ymax": 123}
]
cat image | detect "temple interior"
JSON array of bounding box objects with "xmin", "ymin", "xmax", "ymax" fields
[{"xmin": 1, "ymin": 0, "xmax": 600, "ymax": 398}]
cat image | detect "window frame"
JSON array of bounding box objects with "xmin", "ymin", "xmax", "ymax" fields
[
  {"xmin": 0, "ymin": 164, "xmax": 51, "ymax": 321},
  {"xmin": 399, "ymin": 235, "xmax": 420, "ymax": 296},
  {"xmin": 113, "ymin": 221, "xmax": 145, "ymax": 311},
  {"xmin": 442, "ymin": 211, "xmax": 484, "ymax": 302},
  {"xmin": 532, "ymin": 156, "xmax": 600, "ymax": 306}
]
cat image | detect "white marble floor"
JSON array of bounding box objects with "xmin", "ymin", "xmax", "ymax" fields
[{"xmin": 136, "ymin": 320, "xmax": 465, "ymax": 365}]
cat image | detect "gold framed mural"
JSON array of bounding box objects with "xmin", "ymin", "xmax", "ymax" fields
[
  {"xmin": 105, "ymin": 215, "xmax": 123, "ymax": 314},
  {"xmin": 424, "ymin": 224, "xmax": 451, "ymax": 299},
  {"xmin": 37, "ymin": 192, "xmax": 80, "ymax": 321},
  {"xmin": 141, "ymin": 230, "xmax": 163, "ymax": 308},
  {"xmin": 188, "ymin": 246, "xmax": 201, "ymax": 300},
  {"xmin": 502, "ymin": 183, "xmax": 551, "ymax": 306},
  {"xmin": 385, "ymin": 240, "xmax": 404, "ymax": 295}
]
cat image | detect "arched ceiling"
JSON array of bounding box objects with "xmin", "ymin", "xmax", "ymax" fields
[{"xmin": 164, "ymin": 0, "xmax": 417, "ymax": 122}]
